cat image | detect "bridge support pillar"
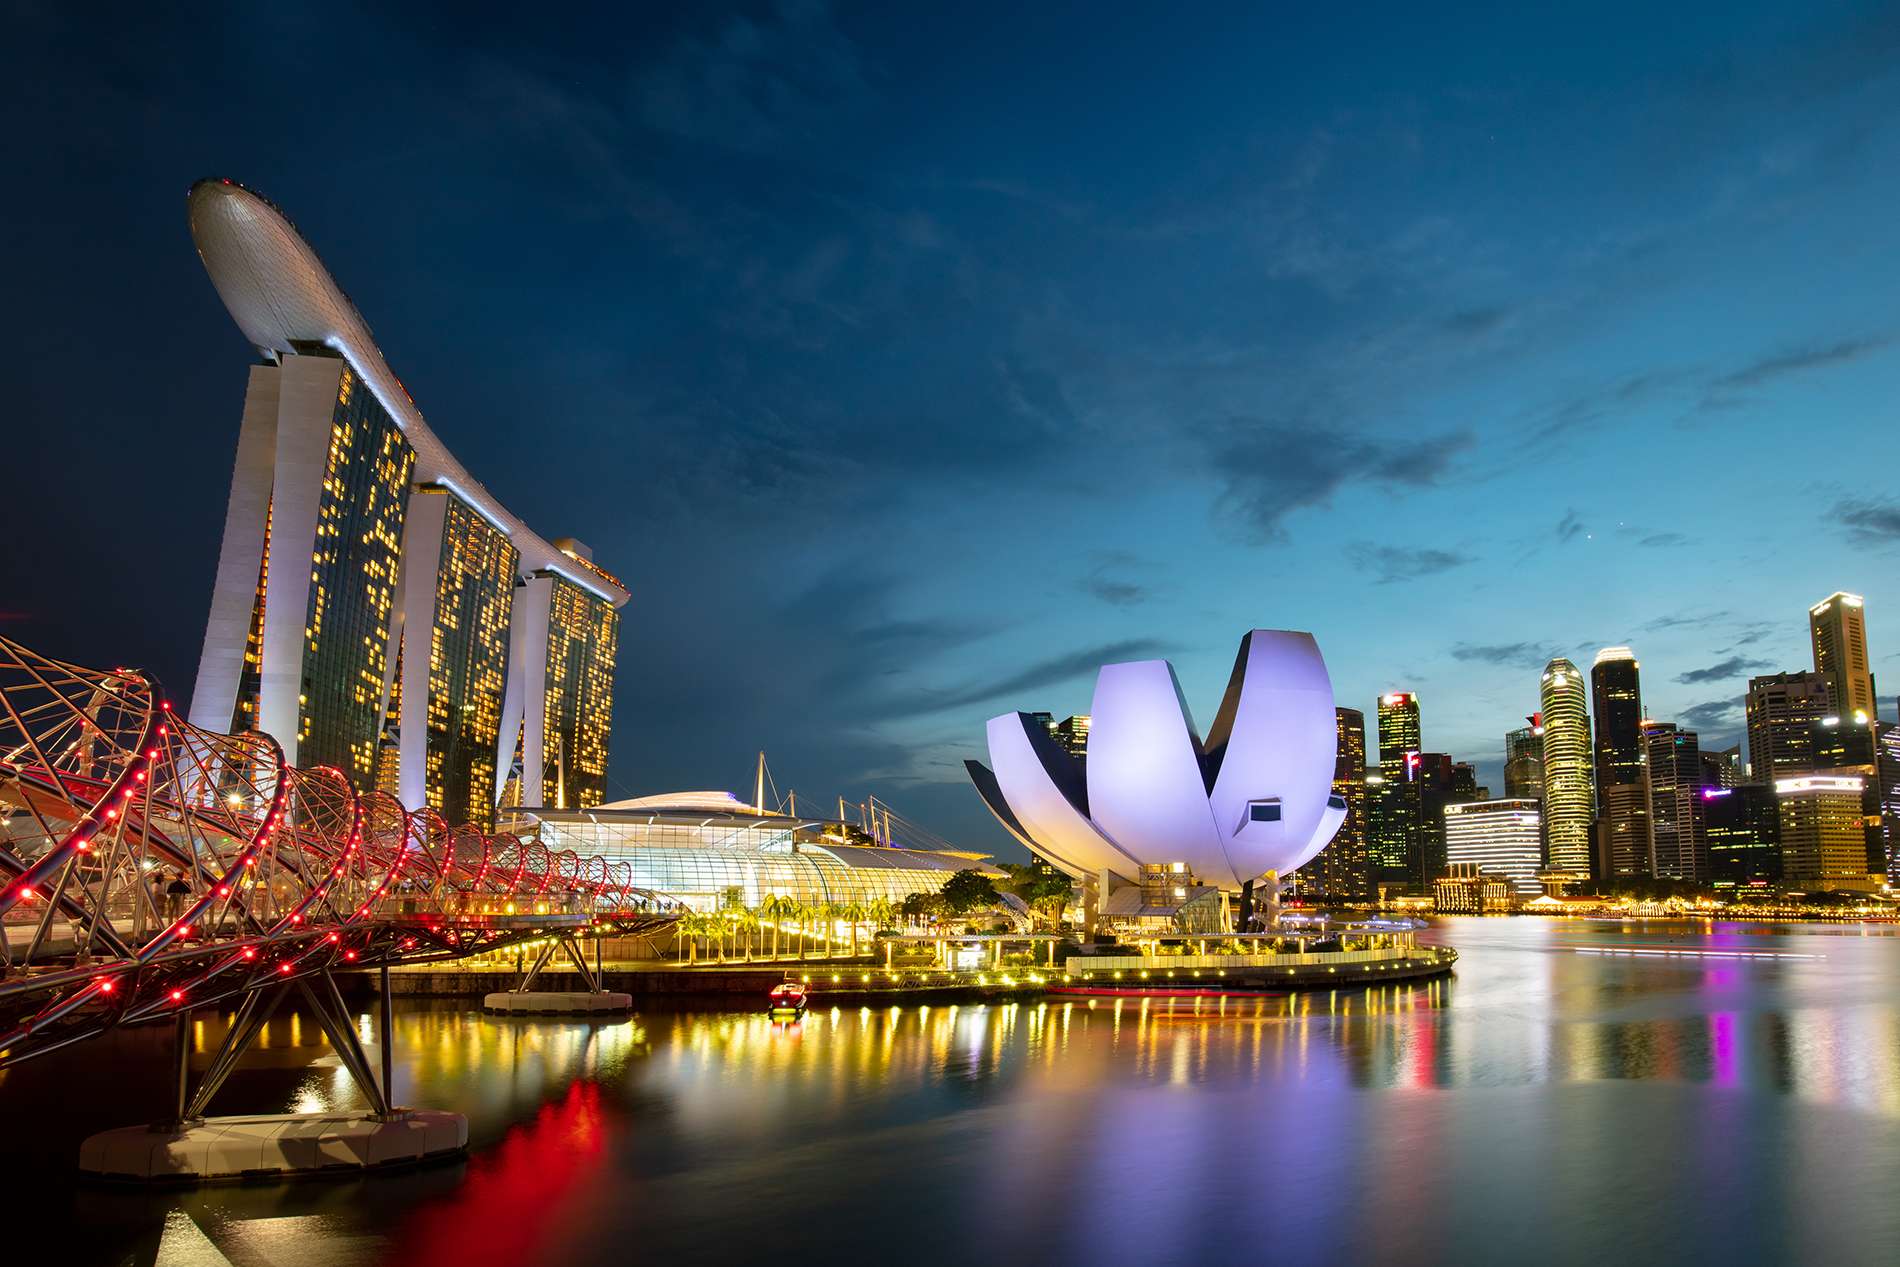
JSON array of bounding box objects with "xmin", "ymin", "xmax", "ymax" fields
[
  {"xmin": 80, "ymin": 968, "xmax": 466, "ymax": 1183},
  {"xmin": 483, "ymin": 933, "xmax": 632, "ymax": 1015}
]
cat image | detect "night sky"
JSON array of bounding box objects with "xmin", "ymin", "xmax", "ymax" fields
[{"xmin": 8, "ymin": 2, "xmax": 1900, "ymax": 859}]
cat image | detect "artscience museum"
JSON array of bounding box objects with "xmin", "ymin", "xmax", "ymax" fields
[{"xmin": 967, "ymin": 629, "xmax": 1346, "ymax": 925}]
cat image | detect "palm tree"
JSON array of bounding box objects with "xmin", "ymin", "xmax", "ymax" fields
[
  {"xmin": 842, "ymin": 901, "xmax": 867, "ymax": 958},
  {"xmin": 759, "ymin": 894, "xmax": 786, "ymax": 958}
]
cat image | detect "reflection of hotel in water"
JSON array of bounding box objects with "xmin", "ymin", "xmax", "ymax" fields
[{"xmin": 184, "ymin": 179, "xmax": 626, "ymax": 828}]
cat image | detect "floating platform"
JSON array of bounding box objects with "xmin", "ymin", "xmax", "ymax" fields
[
  {"xmin": 481, "ymin": 990, "xmax": 634, "ymax": 1015},
  {"xmin": 79, "ymin": 1110, "xmax": 467, "ymax": 1183}
]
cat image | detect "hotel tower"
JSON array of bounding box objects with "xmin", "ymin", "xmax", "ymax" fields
[{"xmin": 185, "ymin": 180, "xmax": 629, "ymax": 828}]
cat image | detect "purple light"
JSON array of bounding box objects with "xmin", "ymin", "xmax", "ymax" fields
[{"xmin": 1702, "ymin": 788, "xmax": 1732, "ymax": 799}]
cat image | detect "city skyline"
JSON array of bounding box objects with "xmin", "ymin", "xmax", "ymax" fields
[{"xmin": 6, "ymin": 3, "xmax": 1900, "ymax": 858}]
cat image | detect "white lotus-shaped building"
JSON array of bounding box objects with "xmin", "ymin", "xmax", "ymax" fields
[{"xmin": 966, "ymin": 630, "xmax": 1345, "ymax": 890}]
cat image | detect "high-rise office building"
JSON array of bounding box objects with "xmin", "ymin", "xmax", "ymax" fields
[
  {"xmin": 1053, "ymin": 715, "xmax": 1091, "ymax": 761},
  {"xmin": 1444, "ymin": 799, "xmax": 1543, "ymax": 896},
  {"xmin": 1504, "ymin": 719, "xmax": 1544, "ymax": 800},
  {"xmin": 1699, "ymin": 745, "xmax": 1745, "ymax": 789},
  {"xmin": 1809, "ymin": 592, "xmax": 1876, "ymax": 721},
  {"xmin": 1746, "ymin": 671, "xmax": 1832, "ymax": 778},
  {"xmin": 1775, "ymin": 775, "xmax": 1875, "ymax": 890},
  {"xmin": 1703, "ymin": 784, "xmax": 1780, "ymax": 889},
  {"xmin": 1415, "ymin": 751, "xmax": 1456, "ymax": 885},
  {"xmin": 1808, "ymin": 714, "xmax": 1885, "ymax": 878},
  {"xmin": 1877, "ymin": 725, "xmax": 1900, "ymax": 884},
  {"xmin": 1642, "ymin": 721, "xmax": 1708, "ymax": 882},
  {"xmin": 186, "ymin": 179, "xmax": 630, "ymax": 827},
  {"xmin": 1539, "ymin": 659, "xmax": 1593, "ymax": 877},
  {"xmin": 1322, "ymin": 707, "xmax": 1374, "ymax": 899},
  {"xmin": 1591, "ymin": 647, "xmax": 1649, "ymax": 879},
  {"xmin": 1373, "ymin": 693, "xmax": 1423, "ymax": 888}
]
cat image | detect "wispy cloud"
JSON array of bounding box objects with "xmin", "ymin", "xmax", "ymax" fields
[
  {"xmin": 1709, "ymin": 336, "xmax": 1891, "ymax": 393},
  {"xmin": 916, "ymin": 639, "xmax": 1178, "ymax": 715},
  {"xmin": 1676, "ymin": 656, "xmax": 1773, "ymax": 685},
  {"xmin": 1450, "ymin": 641, "xmax": 1559, "ymax": 669},
  {"xmin": 1833, "ymin": 497, "xmax": 1900, "ymax": 545},
  {"xmin": 1639, "ymin": 532, "xmax": 1690, "ymax": 548},
  {"xmin": 1347, "ymin": 543, "xmax": 1474, "ymax": 585},
  {"xmin": 1555, "ymin": 509, "xmax": 1586, "ymax": 543}
]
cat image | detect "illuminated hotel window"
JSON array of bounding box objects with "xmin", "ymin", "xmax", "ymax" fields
[
  {"xmin": 423, "ymin": 494, "xmax": 518, "ymax": 828},
  {"xmin": 542, "ymin": 575, "xmax": 619, "ymax": 809},
  {"xmin": 296, "ymin": 365, "xmax": 415, "ymax": 787}
]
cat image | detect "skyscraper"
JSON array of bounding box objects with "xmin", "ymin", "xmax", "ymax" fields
[
  {"xmin": 186, "ymin": 179, "xmax": 629, "ymax": 827},
  {"xmin": 1703, "ymin": 784, "xmax": 1780, "ymax": 889},
  {"xmin": 1373, "ymin": 692, "xmax": 1423, "ymax": 888},
  {"xmin": 1745, "ymin": 672, "xmax": 1832, "ymax": 778},
  {"xmin": 1444, "ymin": 799, "xmax": 1543, "ymax": 896},
  {"xmin": 1776, "ymin": 775, "xmax": 1874, "ymax": 890},
  {"xmin": 1504, "ymin": 719, "xmax": 1544, "ymax": 800},
  {"xmin": 1539, "ymin": 659, "xmax": 1593, "ymax": 877},
  {"xmin": 1807, "ymin": 714, "xmax": 1885, "ymax": 878},
  {"xmin": 1415, "ymin": 751, "xmax": 1456, "ymax": 885},
  {"xmin": 1591, "ymin": 647, "xmax": 1649, "ymax": 879},
  {"xmin": 1809, "ymin": 592, "xmax": 1876, "ymax": 721},
  {"xmin": 1053, "ymin": 715, "xmax": 1092, "ymax": 761},
  {"xmin": 1642, "ymin": 721, "xmax": 1708, "ymax": 882},
  {"xmin": 1322, "ymin": 707, "xmax": 1374, "ymax": 899}
]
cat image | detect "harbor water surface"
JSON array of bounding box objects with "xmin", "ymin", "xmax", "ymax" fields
[{"xmin": 4, "ymin": 917, "xmax": 1899, "ymax": 1266}]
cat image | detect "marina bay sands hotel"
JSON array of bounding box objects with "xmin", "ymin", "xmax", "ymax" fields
[{"xmin": 185, "ymin": 179, "xmax": 627, "ymax": 828}]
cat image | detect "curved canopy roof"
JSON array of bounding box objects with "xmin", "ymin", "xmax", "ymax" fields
[{"xmin": 187, "ymin": 178, "xmax": 627, "ymax": 607}]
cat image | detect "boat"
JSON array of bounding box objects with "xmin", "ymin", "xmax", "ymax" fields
[{"xmin": 767, "ymin": 981, "xmax": 809, "ymax": 1015}]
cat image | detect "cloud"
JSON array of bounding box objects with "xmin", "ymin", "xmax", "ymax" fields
[
  {"xmin": 1346, "ymin": 543, "xmax": 1474, "ymax": 585},
  {"xmin": 1555, "ymin": 509, "xmax": 1585, "ymax": 543},
  {"xmin": 916, "ymin": 639, "xmax": 1178, "ymax": 715},
  {"xmin": 1081, "ymin": 575, "xmax": 1147, "ymax": 607},
  {"xmin": 1709, "ymin": 336, "xmax": 1891, "ymax": 392},
  {"xmin": 1680, "ymin": 699, "xmax": 1745, "ymax": 732},
  {"xmin": 1450, "ymin": 641, "xmax": 1559, "ymax": 669},
  {"xmin": 1638, "ymin": 532, "xmax": 1690, "ymax": 548},
  {"xmin": 1833, "ymin": 497, "xmax": 1900, "ymax": 545},
  {"xmin": 1642, "ymin": 610, "xmax": 1728, "ymax": 632},
  {"xmin": 1675, "ymin": 656, "xmax": 1773, "ymax": 685},
  {"xmin": 1211, "ymin": 421, "xmax": 1473, "ymax": 540}
]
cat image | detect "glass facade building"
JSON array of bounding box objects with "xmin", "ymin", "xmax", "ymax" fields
[
  {"xmin": 1373, "ymin": 693, "xmax": 1422, "ymax": 888},
  {"xmin": 1322, "ymin": 707, "xmax": 1373, "ymax": 899},
  {"xmin": 521, "ymin": 800, "xmax": 997, "ymax": 912},
  {"xmin": 1591, "ymin": 647, "xmax": 1649, "ymax": 878},
  {"xmin": 1539, "ymin": 659, "xmax": 1593, "ymax": 877},
  {"xmin": 1643, "ymin": 721, "xmax": 1707, "ymax": 882},
  {"xmin": 1443, "ymin": 803, "xmax": 1543, "ymax": 896}
]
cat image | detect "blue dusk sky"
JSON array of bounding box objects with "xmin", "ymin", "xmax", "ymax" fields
[{"xmin": 5, "ymin": 2, "xmax": 1900, "ymax": 856}]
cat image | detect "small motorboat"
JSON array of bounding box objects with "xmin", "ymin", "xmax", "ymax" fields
[{"xmin": 767, "ymin": 981, "xmax": 809, "ymax": 1015}]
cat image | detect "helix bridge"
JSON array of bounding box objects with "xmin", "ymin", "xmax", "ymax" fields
[{"xmin": 0, "ymin": 634, "xmax": 680, "ymax": 1121}]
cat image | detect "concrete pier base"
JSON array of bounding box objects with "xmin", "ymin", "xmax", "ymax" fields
[
  {"xmin": 79, "ymin": 1110, "xmax": 467, "ymax": 1183},
  {"xmin": 482, "ymin": 990, "xmax": 633, "ymax": 1015}
]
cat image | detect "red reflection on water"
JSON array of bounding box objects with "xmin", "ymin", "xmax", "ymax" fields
[{"xmin": 388, "ymin": 1081, "xmax": 611, "ymax": 1267}]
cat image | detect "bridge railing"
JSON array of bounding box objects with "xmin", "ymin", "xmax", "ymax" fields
[{"xmin": 0, "ymin": 634, "xmax": 681, "ymax": 1066}]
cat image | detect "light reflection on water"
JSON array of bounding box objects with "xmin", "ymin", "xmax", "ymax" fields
[{"xmin": 2, "ymin": 917, "xmax": 1899, "ymax": 1265}]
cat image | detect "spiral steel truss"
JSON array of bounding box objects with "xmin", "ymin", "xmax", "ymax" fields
[{"xmin": 0, "ymin": 636, "xmax": 676, "ymax": 1067}]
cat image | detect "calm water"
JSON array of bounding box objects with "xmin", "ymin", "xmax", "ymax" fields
[{"xmin": 5, "ymin": 917, "xmax": 1900, "ymax": 1266}]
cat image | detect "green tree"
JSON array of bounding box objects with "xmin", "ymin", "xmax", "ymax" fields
[{"xmin": 940, "ymin": 869, "xmax": 999, "ymax": 915}]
